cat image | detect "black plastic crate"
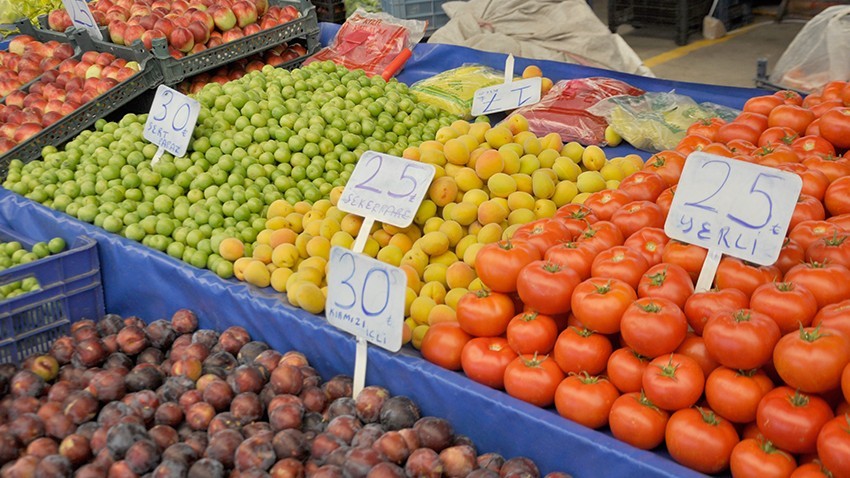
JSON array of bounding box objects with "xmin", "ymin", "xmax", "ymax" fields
[
  {"xmin": 714, "ymin": 0, "xmax": 754, "ymax": 31},
  {"xmin": 312, "ymin": 0, "xmax": 347, "ymax": 23},
  {"xmin": 0, "ymin": 27, "xmax": 161, "ymax": 170},
  {"xmin": 608, "ymin": 0, "xmax": 712, "ymax": 45}
]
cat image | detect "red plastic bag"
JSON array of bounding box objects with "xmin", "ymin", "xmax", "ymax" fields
[
  {"xmin": 305, "ymin": 9, "xmax": 426, "ymax": 78},
  {"xmin": 508, "ymin": 77, "xmax": 645, "ymax": 146}
]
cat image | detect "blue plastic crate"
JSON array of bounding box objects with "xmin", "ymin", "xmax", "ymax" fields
[
  {"xmin": 0, "ymin": 227, "xmax": 104, "ymax": 365},
  {"xmin": 380, "ymin": 0, "xmax": 449, "ymax": 36}
]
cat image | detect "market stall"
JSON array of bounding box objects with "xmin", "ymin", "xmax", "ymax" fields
[{"xmin": 0, "ymin": 5, "xmax": 848, "ymax": 478}]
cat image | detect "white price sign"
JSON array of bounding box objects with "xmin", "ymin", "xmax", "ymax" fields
[
  {"xmin": 471, "ymin": 77, "xmax": 542, "ymax": 116},
  {"xmin": 61, "ymin": 0, "xmax": 103, "ymax": 40},
  {"xmin": 665, "ymin": 152, "xmax": 802, "ymax": 291},
  {"xmin": 144, "ymin": 85, "xmax": 200, "ymax": 164},
  {"xmin": 326, "ymin": 246, "xmax": 406, "ymax": 353},
  {"xmin": 337, "ymin": 151, "xmax": 435, "ymax": 228}
]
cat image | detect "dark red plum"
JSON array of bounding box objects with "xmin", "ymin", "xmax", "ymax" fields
[
  {"xmin": 172, "ymin": 309, "xmax": 199, "ymax": 334},
  {"xmin": 405, "ymin": 448, "xmax": 443, "ymax": 478},
  {"xmin": 35, "ymin": 454, "xmax": 73, "ymax": 478},
  {"xmin": 188, "ymin": 458, "xmax": 225, "ymax": 478},
  {"xmin": 500, "ymin": 457, "xmax": 540, "ymax": 478},
  {"xmin": 379, "ymin": 396, "xmax": 420, "ymax": 431}
]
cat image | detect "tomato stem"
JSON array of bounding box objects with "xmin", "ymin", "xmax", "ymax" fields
[
  {"xmin": 788, "ymin": 389, "xmax": 811, "ymax": 408},
  {"xmin": 522, "ymin": 352, "xmax": 549, "ymax": 368},
  {"xmin": 637, "ymin": 390, "xmax": 661, "ymax": 411},
  {"xmin": 594, "ymin": 280, "xmax": 613, "ymax": 294},
  {"xmin": 798, "ymin": 323, "xmax": 825, "ymax": 343},
  {"xmin": 638, "ymin": 301, "xmax": 662, "ymax": 314},
  {"xmin": 733, "ymin": 310, "xmax": 752, "ymax": 323},
  {"xmin": 646, "ymin": 268, "xmax": 667, "ymax": 287},
  {"xmin": 696, "ymin": 406, "xmax": 720, "ymax": 426},
  {"xmin": 775, "ymin": 282, "xmax": 795, "ymax": 292},
  {"xmin": 498, "ymin": 240, "xmax": 515, "ymax": 251},
  {"xmin": 654, "ymin": 355, "xmax": 680, "ymax": 379},
  {"xmin": 736, "ymin": 368, "xmax": 759, "ymax": 378},
  {"xmin": 823, "ymin": 230, "xmax": 847, "ymax": 247},
  {"xmin": 542, "ymin": 262, "xmax": 562, "ymax": 273},
  {"xmin": 521, "ymin": 312, "xmax": 539, "ymax": 322},
  {"xmin": 573, "ymin": 327, "xmax": 595, "ymax": 338},
  {"xmin": 473, "ymin": 289, "xmax": 490, "ymax": 299}
]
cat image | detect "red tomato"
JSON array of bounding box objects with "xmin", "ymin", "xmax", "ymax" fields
[
  {"xmin": 570, "ymin": 278, "xmax": 636, "ymax": 335},
  {"xmin": 643, "ymin": 150, "xmax": 685, "ymax": 186},
  {"xmin": 516, "ymin": 260, "xmax": 581, "ymax": 316},
  {"xmin": 790, "ymin": 194, "xmax": 826, "ymax": 230},
  {"xmin": 730, "ymin": 438, "xmax": 797, "ymax": 478},
  {"xmin": 675, "ymin": 134, "xmax": 711, "ymax": 156},
  {"xmin": 703, "ymin": 142, "xmax": 735, "ymax": 157},
  {"xmin": 778, "ymin": 163, "xmax": 831, "ymax": 201},
  {"xmin": 813, "ymin": 299, "xmax": 850, "ymax": 343},
  {"xmin": 543, "ymin": 241, "xmax": 595, "ymax": 280},
  {"xmin": 822, "ymin": 81, "xmax": 848, "ymax": 101},
  {"xmin": 642, "ymin": 353, "xmax": 705, "ymax": 411},
  {"xmin": 608, "ymin": 391, "xmax": 669, "ymax": 450},
  {"xmin": 784, "ymin": 261, "xmax": 850, "ymax": 308},
  {"xmin": 552, "ymin": 327, "xmax": 612, "ymax": 375},
  {"xmin": 621, "ymin": 298, "xmax": 687, "ymax": 358},
  {"xmin": 806, "ymin": 232, "xmax": 850, "ymax": 268},
  {"xmin": 553, "ymin": 204, "xmax": 599, "ymax": 236},
  {"xmin": 829, "ymin": 214, "xmax": 850, "ymax": 232},
  {"xmin": 775, "ymin": 90, "xmax": 804, "ymax": 106},
  {"xmin": 818, "ymin": 107, "xmax": 850, "ymax": 149},
  {"xmin": 617, "ymin": 171, "xmax": 667, "ymax": 202},
  {"xmin": 503, "ymin": 354, "xmax": 564, "ymax": 407},
  {"xmin": 806, "ymin": 117, "xmax": 822, "ymax": 136},
  {"xmin": 610, "ymin": 201, "xmax": 666, "ymax": 244},
  {"xmin": 792, "ymin": 220, "xmax": 844, "ymax": 253},
  {"xmin": 727, "ymin": 138, "xmax": 759, "ymax": 155},
  {"xmin": 421, "ymin": 322, "xmax": 472, "ymax": 371},
  {"xmin": 816, "ymin": 414, "xmax": 850, "ymax": 478},
  {"xmin": 456, "ymin": 290, "xmax": 516, "ymax": 337},
  {"xmin": 706, "ymin": 367, "xmax": 774, "ymax": 424},
  {"xmin": 460, "ymin": 337, "xmax": 518, "ymax": 389},
  {"xmin": 792, "ymin": 135, "xmax": 836, "ymax": 157},
  {"xmin": 675, "ymin": 332, "xmax": 720, "ymax": 378},
  {"xmin": 759, "ymin": 125, "xmax": 799, "ymax": 147},
  {"xmin": 768, "ymin": 104, "xmax": 816, "ymax": 134},
  {"xmin": 703, "ymin": 308, "xmax": 781, "ymax": 370},
  {"xmin": 810, "ymin": 99, "xmax": 844, "ymax": 118},
  {"xmin": 775, "ymin": 237, "xmax": 807, "ymax": 275},
  {"xmin": 738, "ymin": 112, "xmax": 770, "ymax": 134},
  {"xmin": 744, "ymin": 95, "xmax": 785, "ymax": 116},
  {"xmin": 790, "ymin": 462, "xmax": 834, "ymax": 478},
  {"xmin": 505, "ymin": 311, "xmax": 558, "ymax": 355},
  {"xmin": 750, "ymin": 281, "xmax": 818, "ymax": 334},
  {"xmin": 802, "ymin": 154, "xmax": 850, "ymax": 183},
  {"xmin": 825, "ymin": 176, "xmax": 850, "ymax": 217},
  {"xmin": 655, "ymin": 185, "xmax": 676, "ymax": 218},
  {"xmin": 591, "ymin": 246, "xmax": 650, "ymax": 290},
  {"xmin": 661, "ymin": 240, "xmax": 707, "ymax": 283},
  {"xmin": 715, "ymin": 257, "xmax": 782, "ymax": 298},
  {"xmin": 582, "ymin": 188, "xmax": 633, "ymax": 221},
  {"xmin": 755, "ymin": 144, "xmax": 801, "ymax": 167},
  {"xmin": 512, "ymin": 219, "xmax": 573, "ymax": 257},
  {"xmin": 554, "ymin": 373, "xmax": 620, "ymax": 429},
  {"xmin": 757, "ymin": 386, "xmax": 834, "ymax": 454},
  {"xmin": 684, "ymin": 288, "xmax": 749, "ymax": 335},
  {"xmin": 576, "ymin": 220, "xmax": 624, "ymax": 254},
  {"xmin": 773, "ymin": 326, "xmax": 850, "ymax": 393},
  {"xmin": 637, "ymin": 263, "xmax": 694, "ymax": 309},
  {"xmin": 665, "ymin": 407, "xmax": 739, "ymax": 474},
  {"xmin": 606, "ymin": 347, "xmax": 649, "ymax": 393},
  {"xmin": 687, "ymin": 117, "xmax": 726, "ymax": 140},
  {"xmin": 623, "ymin": 227, "xmax": 669, "ymax": 267},
  {"xmin": 475, "ymin": 239, "xmax": 540, "ymax": 293}
]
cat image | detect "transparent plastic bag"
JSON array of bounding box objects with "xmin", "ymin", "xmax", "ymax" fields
[
  {"xmin": 506, "ymin": 77, "xmax": 645, "ymax": 146},
  {"xmin": 409, "ymin": 64, "xmax": 506, "ymax": 118},
  {"xmin": 305, "ymin": 9, "xmax": 426, "ymax": 77},
  {"xmin": 588, "ymin": 91, "xmax": 739, "ymax": 152},
  {"xmin": 770, "ymin": 6, "xmax": 850, "ymax": 92}
]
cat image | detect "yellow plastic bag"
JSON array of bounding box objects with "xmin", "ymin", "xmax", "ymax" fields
[{"xmin": 410, "ymin": 65, "xmax": 507, "ymax": 118}]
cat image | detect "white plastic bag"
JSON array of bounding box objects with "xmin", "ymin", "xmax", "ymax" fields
[{"xmin": 769, "ymin": 5, "xmax": 850, "ymax": 93}]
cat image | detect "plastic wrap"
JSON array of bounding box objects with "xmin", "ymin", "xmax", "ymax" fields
[
  {"xmin": 589, "ymin": 91, "xmax": 739, "ymax": 152},
  {"xmin": 769, "ymin": 6, "xmax": 850, "ymax": 93},
  {"xmin": 305, "ymin": 9, "xmax": 426, "ymax": 77},
  {"xmin": 506, "ymin": 77, "xmax": 645, "ymax": 146},
  {"xmin": 410, "ymin": 64, "xmax": 507, "ymax": 118}
]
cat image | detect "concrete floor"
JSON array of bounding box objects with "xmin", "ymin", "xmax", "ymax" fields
[{"xmin": 591, "ymin": 3, "xmax": 806, "ymax": 88}]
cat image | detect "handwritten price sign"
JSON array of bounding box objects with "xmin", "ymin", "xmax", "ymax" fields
[
  {"xmin": 61, "ymin": 0, "xmax": 103, "ymax": 40},
  {"xmin": 337, "ymin": 151, "xmax": 435, "ymax": 228},
  {"xmin": 665, "ymin": 153, "xmax": 801, "ymax": 266},
  {"xmin": 471, "ymin": 77, "xmax": 542, "ymax": 116},
  {"xmin": 327, "ymin": 247, "xmax": 406, "ymax": 352},
  {"xmin": 144, "ymin": 85, "xmax": 200, "ymax": 163}
]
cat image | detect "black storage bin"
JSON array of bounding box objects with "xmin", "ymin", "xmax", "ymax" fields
[{"xmin": 608, "ymin": 0, "xmax": 713, "ymax": 45}]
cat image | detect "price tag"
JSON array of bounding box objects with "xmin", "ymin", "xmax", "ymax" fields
[
  {"xmin": 471, "ymin": 77, "xmax": 542, "ymax": 116},
  {"xmin": 337, "ymin": 151, "xmax": 435, "ymax": 229},
  {"xmin": 664, "ymin": 152, "xmax": 802, "ymax": 291},
  {"xmin": 143, "ymin": 85, "xmax": 200, "ymax": 165},
  {"xmin": 61, "ymin": 0, "xmax": 103, "ymax": 40},
  {"xmin": 327, "ymin": 246, "xmax": 406, "ymax": 353}
]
